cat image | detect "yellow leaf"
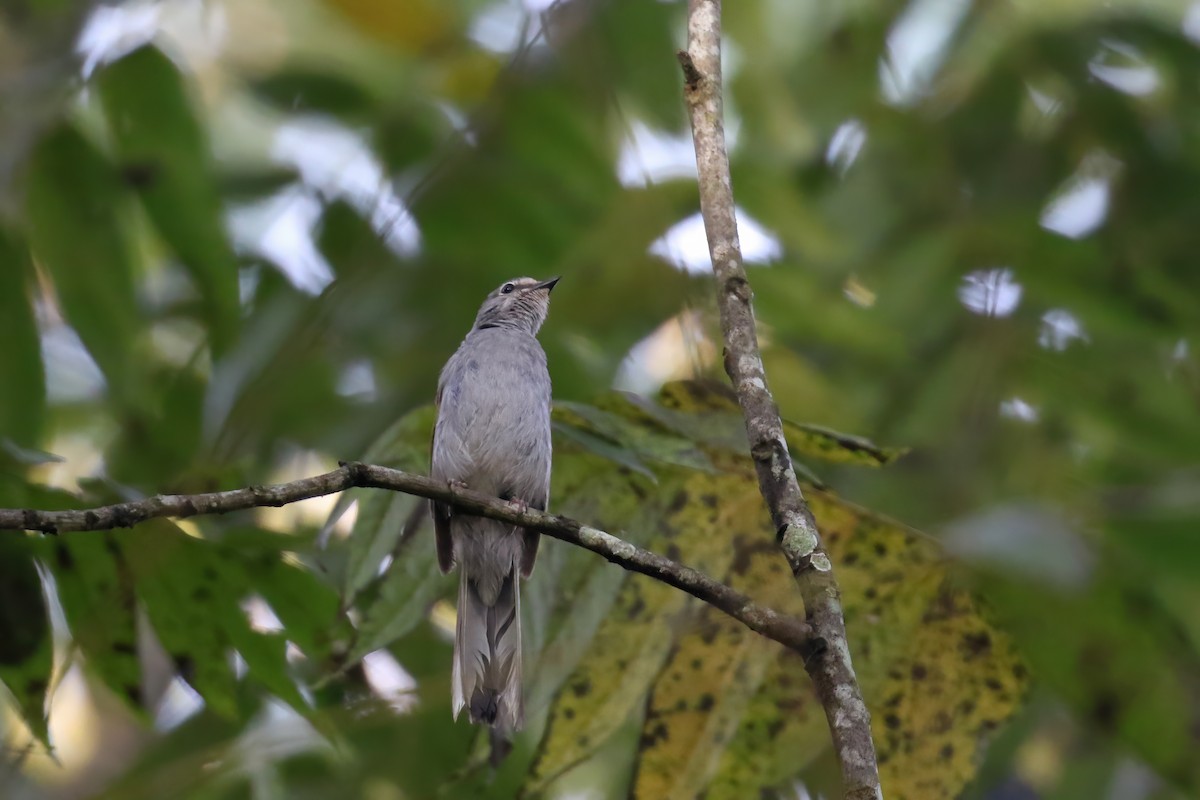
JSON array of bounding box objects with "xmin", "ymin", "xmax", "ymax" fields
[
  {"xmin": 526, "ymin": 464, "xmax": 763, "ymax": 792},
  {"xmin": 702, "ymin": 500, "xmax": 1026, "ymax": 799},
  {"xmin": 324, "ymin": 0, "xmax": 456, "ymax": 52},
  {"xmin": 633, "ymin": 538, "xmax": 796, "ymax": 799},
  {"xmin": 871, "ymin": 580, "xmax": 1027, "ymax": 799},
  {"xmin": 504, "ymin": 379, "xmax": 1021, "ymax": 798},
  {"xmin": 436, "ymin": 47, "xmax": 502, "ymax": 106}
]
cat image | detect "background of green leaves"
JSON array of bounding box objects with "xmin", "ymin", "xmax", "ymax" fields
[{"xmin": 1, "ymin": 0, "xmax": 1198, "ymax": 797}]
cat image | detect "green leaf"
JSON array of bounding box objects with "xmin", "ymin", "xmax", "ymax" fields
[
  {"xmin": 374, "ymin": 102, "xmax": 450, "ymax": 173},
  {"xmin": 553, "ymin": 399, "xmax": 714, "ymax": 474},
  {"xmin": 121, "ymin": 523, "xmax": 316, "ymax": 721},
  {"xmin": 523, "ymin": 435, "xmax": 665, "ymax": 685},
  {"xmin": 341, "ymin": 405, "xmax": 436, "ymax": 602},
  {"xmin": 343, "ymin": 484, "xmax": 424, "ymax": 604},
  {"xmin": 250, "ymin": 68, "xmax": 379, "ymax": 121},
  {"xmin": 252, "ymin": 551, "xmax": 346, "ymax": 663},
  {"xmin": 783, "ymin": 421, "xmax": 909, "ymax": 467},
  {"xmin": 0, "ymin": 229, "xmax": 45, "ymax": 447},
  {"xmin": 644, "ymin": 382, "xmax": 907, "ymax": 467},
  {"xmin": 24, "ymin": 123, "xmax": 141, "ymax": 399},
  {"xmin": 216, "ymin": 165, "xmax": 301, "ymax": 202},
  {"xmin": 347, "ymin": 529, "xmax": 450, "ymax": 663},
  {"xmin": 980, "ymin": 571, "xmax": 1200, "ymax": 791},
  {"xmin": 227, "ymin": 624, "xmax": 309, "ymax": 715},
  {"xmin": 122, "ymin": 524, "xmax": 240, "ymax": 718},
  {"xmin": 550, "ymin": 421, "xmax": 656, "ymax": 482},
  {"xmin": 523, "ymin": 545, "xmax": 629, "ymax": 718},
  {"xmin": 105, "ymin": 364, "xmax": 208, "ymax": 489},
  {"xmin": 51, "ymin": 533, "xmax": 142, "ymax": 712},
  {"xmin": 0, "ymin": 536, "xmax": 53, "ymax": 747},
  {"xmin": 0, "ymin": 442, "xmax": 64, "ymax": 468},
  {"xmin": 97, "ymin": 45, "xmax": 241, "ymax": 356},
  {"xmin": 580, "ymin": 0, "xmax": 683, "ymax": 131}
]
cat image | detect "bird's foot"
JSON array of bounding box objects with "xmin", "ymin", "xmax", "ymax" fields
[
  {"xmin": 506, "ymin": 497, "xmax": 529, "ymax": 515},
  {"xmin": 448, "ymin": 479, "xmax": 470, "ymax": 493}
]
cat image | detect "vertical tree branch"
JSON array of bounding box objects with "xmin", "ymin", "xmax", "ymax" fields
[{"xmin": 677, "ymin": 3, "xmax": 883, "ymax": 798}]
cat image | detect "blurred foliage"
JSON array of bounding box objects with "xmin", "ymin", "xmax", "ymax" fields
[{"xmin": 0, "ymin": 0, "xmax": 1198, "ymax": 798}]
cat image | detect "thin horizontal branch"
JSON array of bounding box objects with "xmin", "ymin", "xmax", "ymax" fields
[
  {"xmin": 679, "ymin": 1, "xmax": 882, "ymax": 797},
  {"xmin": 0, "ymin": 462, "xmax": 813, "ymax": 654}
]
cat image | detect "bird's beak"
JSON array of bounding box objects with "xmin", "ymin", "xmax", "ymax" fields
[{"xmin": 533, "ymin": 276, "xmax": 561, "ymax": 292}]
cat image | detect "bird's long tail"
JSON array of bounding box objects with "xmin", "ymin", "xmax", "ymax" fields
[{"xmin": 453, "ymin": 565, "xmax": 523, "ymax": 732}]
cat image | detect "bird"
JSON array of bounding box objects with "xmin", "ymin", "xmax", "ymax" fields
[{"xmin": 430, "ymin": 275, "xmax": 558, "ymax": 735}]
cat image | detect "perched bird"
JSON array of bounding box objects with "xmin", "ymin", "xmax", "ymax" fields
[{"xmin": 431, "ymin": 275, "xmax": 558, "ymax": 734}]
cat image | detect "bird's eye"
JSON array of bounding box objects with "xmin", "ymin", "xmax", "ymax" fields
[{"xmin": 500, "ymin": 283, "xmax": 515, "ymax": 294}]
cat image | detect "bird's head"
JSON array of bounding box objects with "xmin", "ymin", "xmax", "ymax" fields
[{"xmin": 472, "ymin": 276, "xmax": 560, "ymax": 335}]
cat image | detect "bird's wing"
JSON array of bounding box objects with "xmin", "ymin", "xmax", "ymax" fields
[
  {"xmin": 431, "ymin": 383, "xmax": 455, "ymax": 573},
  {"xmin": 519, "ymin": 416, "xmax": 551, "ymax": 579},
  {"xmin": 520, "ymin": 511, "xmax": 543, "ymax": 579}
]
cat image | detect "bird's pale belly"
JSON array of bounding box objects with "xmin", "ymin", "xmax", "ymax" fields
[{"xmin": 449, "ymin": 383, "xmax": 548, "ymax": 500}]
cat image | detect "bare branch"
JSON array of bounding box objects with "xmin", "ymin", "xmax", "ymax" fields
[
  {"xmin": 0, "ymin": 461, "xmax": 812, "ymax": 655},
  {"xmin": 678, "ymin": 1, "xmax": 883, "ymax": 797}
]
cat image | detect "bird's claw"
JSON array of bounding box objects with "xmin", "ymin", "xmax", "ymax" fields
[
  {"xmin": 506, "ymin": 497, "xmax": 529, "ymax": 514},
  {"xmin": 448, "ymin": 479, "xmax": 470, "ymax": 493}
]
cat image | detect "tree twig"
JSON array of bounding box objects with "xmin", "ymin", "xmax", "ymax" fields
[
  {"xmin": 0, "ymin": 461, "xmax": 813, "ymax": 655},
  {"xmin": 677, "ymin": 2, "xmax": 883, "ymax": 798}
]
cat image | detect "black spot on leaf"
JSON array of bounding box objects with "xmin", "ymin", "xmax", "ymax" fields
[
  {"xmin": 121, "ymin": 161, "xmax": 158, "ymax": 188},
  {"xmin": 961, "ymin": 631, "xmax": 992, "ymax": 658},
  {"xmin": 1092, "ymin": 692, "xmax": 1119, "ymax": 730},
  {"xmin": 639, "ymin": 721, "xmax": 669, "ymax": 749},
  {"xmin": 55, "ymin": 543, "xmax": 74, "ymax": 570}
]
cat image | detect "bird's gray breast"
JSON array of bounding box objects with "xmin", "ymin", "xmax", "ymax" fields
[{"xmin": 432, "ymin": 328, "xmax": 552, "ymax": 502}]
